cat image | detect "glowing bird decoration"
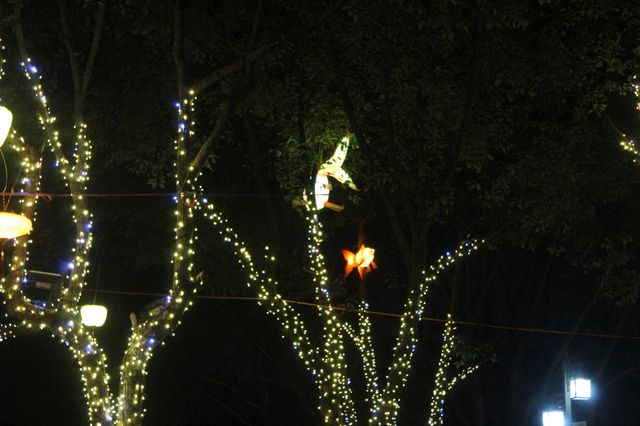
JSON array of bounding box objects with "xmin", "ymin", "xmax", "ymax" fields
[
  {"xmin": 0, "ymin": 106, "xmax": 12, "ymax": 147},
  {"xmin": 342, "ymin": 244, "xmax": 377, "ymax": 279},
  {"xmin": 0, "ymin": 212, "xmax": 32, "ymax": 239},
  {"xmin": 80, "ymin": 304, "xmax": 108, "ymax": 327},
  {"xmin": 314, "ymin": 133, "xmax": 358, "ymax": 211}
]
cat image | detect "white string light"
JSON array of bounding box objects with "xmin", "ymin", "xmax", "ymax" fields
[
  {"xmin": 427, "ymin": 315, "xmax": 480, "ymax": 425},
  {"xmin": 620, "ymin": 78, "xmax": 640, "ymax": 160},
  {"xmin": 0, "ymin": 43, "xmax": 210, "ymax": 424}
]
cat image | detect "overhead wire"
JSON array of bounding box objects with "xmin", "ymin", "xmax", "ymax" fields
[
  {"xmin": 0, "ymin": 191, "xmax": 289, "ymax": 198},
  {"xmin": 82, "ymin": 288, "xmax": 640, "ymax": 341}
]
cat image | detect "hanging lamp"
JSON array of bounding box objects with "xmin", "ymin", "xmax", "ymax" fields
[
  {"xmin": 0, "ymin": 212, "xmax": 32, "ymax": 239},
  {"xmin": 80, "ymin": 304, "xmax": 108, "ymax": 327},
  {"xmin": 0, "ymin": 106, "xmax": 12, "ymax": 146},
  {"xmin": 0, "ymin": 106, "xmax": 27, "ymax": 239}
]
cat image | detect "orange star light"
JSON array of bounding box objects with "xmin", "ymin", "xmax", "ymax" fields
[{"xmin": 342, "ymin": 244, "xmax": 377, "ymax": 279}]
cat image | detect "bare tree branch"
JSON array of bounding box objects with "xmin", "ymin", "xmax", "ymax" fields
[
  {"xmin": 191, "ymin": 0, "xmax": 345, "ymax": 95},
  {"xmin": 81, "ymin": 1, "xmax": 106, "ymax": 97},
  {"xmin": 173, "ymin": 0, "xmax": 186, "ymax": 98},
  {"xmin": 184, "ymin": 94, "xmax": 240, "ymax": 185},
  {"xmin": 12, "ymin": 0, "xmax": 27, "ymax": 61},
  {"xmin": 58, "ymin": 0, "xmax": 82, "ymax": 93}
]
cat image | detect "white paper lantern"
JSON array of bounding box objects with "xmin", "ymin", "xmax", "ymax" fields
[
  {"xmin": 0, "ymin": 212, "xmax": 32, "ymax": 239},
  {"xmin": 0, "ymin": 106, "xmax": 13, "ymax": 147},
  {"xmin": 80, "ymin": 304, "xmax": 108, "ymax": 327}
]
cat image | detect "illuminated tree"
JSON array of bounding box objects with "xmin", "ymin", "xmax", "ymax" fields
[
  {"xmin": 1, "ymin": 0, "xmax": 122, "ymax": 423},
  {"xmin": 200, "ymin": 182, "xmax": 482, "ymax": 425},
  {"xmin": 0, "ymin": 0, "xmax": 250, "ymax": 424}
]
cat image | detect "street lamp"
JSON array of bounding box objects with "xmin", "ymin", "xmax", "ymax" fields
[
  {"xmin": 569, "ymin": 378, "xmax": 591, "ymax": 401},
  {"xmin": 542, "ymin": 410, "xmax": 564, "ymax": 426},
  {"xmin": 563, "ymin": 358, "xmax": 591, "ymax": 426},
  {"xmin": 543, "ymin": 359, "xmax": 592, "ymax": 425}
]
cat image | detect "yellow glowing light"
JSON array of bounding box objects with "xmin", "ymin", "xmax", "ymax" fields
[
  {"xmin": 0, "ymin": 106, "xmax": 12, "ymax": 146},
  {"xmin": 0, "ymin": 211, "xmax": 32, "ymax": 238},
  {"xmin": 342, "ymin": 244, "xmax": 377, "ymax": 279},
  {"xmin": 80, "ymin": 304, "xmax": 108, "ymax": 327}
]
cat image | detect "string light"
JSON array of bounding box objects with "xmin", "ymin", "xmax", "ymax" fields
[
  {"xmin": 620, "ymin": 78, "xmax": 640, "ymax": 161},
  {"xmin": 2, "ymin": 76, "xmax": 210, "ymax": 423},
  {"xmin": 202, "ymin": 204, "xmax": 324, "ymax": 392},
  {"xmin": 203, "ymin": 161, "xmax": 482, "ymax": 424},
  {"xmin": 0, "ymin": 322, "xmax": 16, "ymax": 342},
  {"xmin": 370, "ymin": 240, "xmax": 482, "ymax": 425},
  {"xmin": 117, "ymin": 90, "xmax": 207, "ymax": 424},
  {"xmin": 427, "ymin": 315, "xmax": 480, "ymax": 425},
  {"xmin": 1, "ymin": 53, "xmax": 115, "ymax": 424}
]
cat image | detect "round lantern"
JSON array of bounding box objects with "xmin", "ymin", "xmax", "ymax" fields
[
  {"xmin": 80, "ymin": 304, "xmax": 108, "ymax": 327},
  {"xmin": 0, "ymin": 106, "xmax": 13, "ymax": 147},
  {"xmin": 0, "ymin": 212, "xmax": 32, "ymax": 239}
]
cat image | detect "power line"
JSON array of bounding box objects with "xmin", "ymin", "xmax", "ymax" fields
[
  {"xmin": 0, "ymin": 192, "xmax": 290, "ymax": 199},
  {"xmin": 84, "ymin": 288, "xmax": 640, "ymax": 342}
]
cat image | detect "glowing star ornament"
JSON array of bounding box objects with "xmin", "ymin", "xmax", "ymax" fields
[
  {"xmin": 342, "ymin": 244, "xmax": 377, "ymax": 279},
  {"xmin": 0, "ymin": 105, "xmax": 12, "ymax": 146},
  {"xmin": 0, "ymin": 212, "xmax": 32, "ymax": 238},
  {"xmin": 314, "ymin": 133, "xmax": 358, "ymax": 211},
  {"xmin": 80, "ymin": 304, "xmax": 108, "ymax": 327}
]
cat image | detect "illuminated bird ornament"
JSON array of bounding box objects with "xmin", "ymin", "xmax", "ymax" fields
[
  {"xmin": 314, "ymin": 132, "xmax": 358, "ymax": 211},
  {"xmin": 342, "ymin": 244, "xmax": 377, "ymax": 279},
  {"xmin": 0, "ymin": 105, "xmax": 12, "ymax": 146},
  {"xmin": 0, "ymin": 211, "xmax": 32, "ymax": 238}
]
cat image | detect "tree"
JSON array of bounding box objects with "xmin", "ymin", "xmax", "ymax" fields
[{"xmin": 0, "ymin": 0, "xmax": 257, "ymax": 423}]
